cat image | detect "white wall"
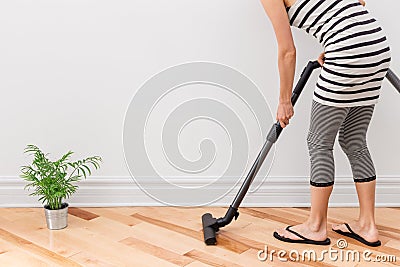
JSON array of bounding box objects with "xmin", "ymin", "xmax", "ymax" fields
[{"xmin": 0, "ymin": 0, "xmax": 399, "ymax": 207}]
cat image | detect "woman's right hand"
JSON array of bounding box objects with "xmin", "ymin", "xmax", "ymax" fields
[{"xmin": 276, "ymin": 101, "xmax": 294, "ymax": 128}]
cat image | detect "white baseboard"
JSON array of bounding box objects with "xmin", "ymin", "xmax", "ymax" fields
[{"xmin": 1, "ymin": 176, "xmax": 399, "ymax": 207}]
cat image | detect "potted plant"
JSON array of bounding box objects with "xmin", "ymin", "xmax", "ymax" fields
[{"xmin": 20, "ymin": 144, "xmax": 102, "ymax": 230}]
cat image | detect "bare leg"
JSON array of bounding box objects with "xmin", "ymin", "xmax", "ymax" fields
[
  {"xmin": 276, "ymin": 101, "xmax": 344, "ymax": 241},
  {"xmin": 332, "ymin": 180, "xmax": 379, "ymax": 242},
  {"xmin": 333, "ymin": 104, "xmax": 379, "ymax": 243},
  {"xmin": 275, "ymin": 185, "xmax": 332, "ymax": 241}
]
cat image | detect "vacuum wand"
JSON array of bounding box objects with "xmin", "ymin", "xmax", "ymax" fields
[{"xmin": 201, "ymin": 60, "xmax": 321, "ymax": 245}]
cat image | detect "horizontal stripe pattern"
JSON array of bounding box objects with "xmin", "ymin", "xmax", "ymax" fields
[
  {"xmin": 324, "ymin": 57, "xmax": 391, "ymax": 68},
  {"xmin": 322, "ymin": 65, "xmax": 388, "ymax": 78},
  {"xmin": 320, "ymin": 10, "xmax": 370, "ymax": 43},
  {"xmin": 325, "ymin": 27, "xmax": 382, "ymax": 48},
  {"xmin": 307, "ymin": 100, "xmax": 376, "ymax": 186},
  {"xmin": 287, "ymin": 0, "xmax": 391, "ymax": 107},
  {"xmin": 316, "ymin": 83, "xmax": 381, "ymax": 95},
  {"xmin": 305, "ymin": 0, "xmax": 343, "ymax": 33}
]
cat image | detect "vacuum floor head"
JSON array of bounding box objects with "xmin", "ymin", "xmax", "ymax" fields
[{"xmin": 201, "ymin": 213, "xmax": 218, "ymax": 245}]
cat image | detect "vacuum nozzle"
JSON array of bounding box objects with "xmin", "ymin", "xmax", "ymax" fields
[
  {"xmin": 201, "ymin": 206, "xmax": 239, "ymax": 245},
  {"xmin": 201, "ymin": 213, "xmax": 218, "ymax": 245}
]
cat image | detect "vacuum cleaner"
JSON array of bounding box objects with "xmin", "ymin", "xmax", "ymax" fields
[{"xmin": 201, "ymin": 60, "xmax": 400, "ymax": 245}]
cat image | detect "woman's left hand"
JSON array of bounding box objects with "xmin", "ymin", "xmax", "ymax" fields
[{"xmin": 317, "ymin": 52, "xmax": 325, "ymax": 66}]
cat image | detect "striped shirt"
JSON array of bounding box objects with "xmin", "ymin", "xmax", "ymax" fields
[{"xmin": 286, "ymin": 0, "xmax": 391, "ymax": 107}]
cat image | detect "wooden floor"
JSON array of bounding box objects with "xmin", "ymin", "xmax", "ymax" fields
[{"xmin": 0, "ymin": 207, "xmax": 399, "ymax": 266}]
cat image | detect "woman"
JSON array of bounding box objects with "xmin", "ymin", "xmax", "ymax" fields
[{"xmin": 260, "ymin": 0, "xmax": 391, "ymax": 246}]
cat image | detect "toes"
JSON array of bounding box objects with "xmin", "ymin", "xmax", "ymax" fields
[
  {"xmin": 275, "ymin": 228, "xmax": 284, "ymax": 237},
  {"xmin": 281, "ymin": 228, "xmax": 301, "ymax": 240},
  {"xmin": 276, "ymin": 228, "xmax": 292, "ymax": 238},
  {"xmin": 332, "ymin": 223, "xmax": 349, "ymax": 232},
  {"xmin": 275, "ymin": 229, "xmax": 286, "ymax": 238}
]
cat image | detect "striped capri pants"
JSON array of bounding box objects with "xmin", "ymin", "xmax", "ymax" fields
[{"xmin": 307, "ymin": 100, "xmax": 376, "ymax": 187}]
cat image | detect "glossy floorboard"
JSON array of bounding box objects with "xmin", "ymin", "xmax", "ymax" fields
[{"xmin": 0, "ymin": 207, "xmax": 399, "ymax": 266}]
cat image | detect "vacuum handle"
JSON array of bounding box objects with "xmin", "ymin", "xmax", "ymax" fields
[
  {"xmin": 292, "ymin": 60, "xmax": 321, "ymax": 103},
  {"xmin": 270, "ymin": 60, "xmax": 321, "ymax": 141},
  {"xmin": 386, "ymin": 69, "xmax": 400, "ymax": 93}
]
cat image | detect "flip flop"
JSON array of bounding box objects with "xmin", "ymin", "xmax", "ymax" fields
[
  {"xmin": 332, "ymin": 223, "xmax": 381, "ymax": 247},
  {"xmin": 273, "ymin": 225, "xmax": 331, "ymax": 245}
]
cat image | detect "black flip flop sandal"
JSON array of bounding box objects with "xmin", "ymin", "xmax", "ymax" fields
[
  {"xmin": 273, "ymin": 225, "xmax": 331, "ymax": 245},
  {"xmin": 332, "ymin": 223, "xmax": 381, "ymax": 247}
]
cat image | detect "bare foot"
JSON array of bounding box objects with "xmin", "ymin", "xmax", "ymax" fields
[
  {"xmin": 275, "ymin": 222, "xmax": 328, "ymax": 241},
  {"xmin": 332, "ymin": 220, "xmax": 379, "ymax": 243}
]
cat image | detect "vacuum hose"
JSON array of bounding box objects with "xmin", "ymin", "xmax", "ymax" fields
[{"xmin": 386, "ymin": 69, "xmax": 400, "ymax": 93}]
